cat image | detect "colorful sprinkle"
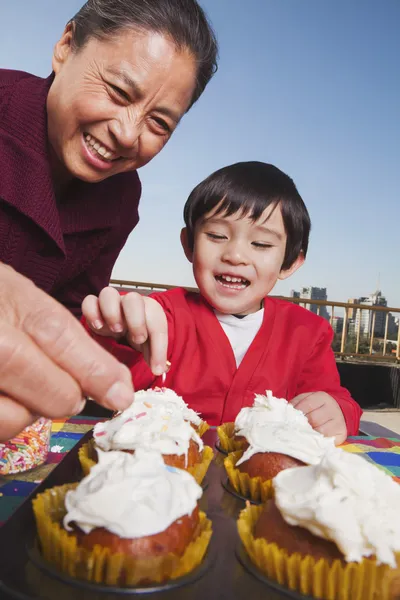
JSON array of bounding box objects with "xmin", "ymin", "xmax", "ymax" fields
[
  {"xmin": 95, "ymin": 431, "xmax": 106, "ymax": 437},
  {"xmin": 161, "ymin": 425, "xmax": 168, "ymax": 432},
  {"xmin": 0, "ymin": 418, "xmax": 52, "ymax": 476},
  {"xmin": 144, "ymin": 402, "xmax": 153, "ymax": 408},
  {"xmin": 135, "ymin": 412, "xmax": 147, "ymax": 420}
]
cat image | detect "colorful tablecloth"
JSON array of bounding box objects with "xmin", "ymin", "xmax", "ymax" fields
[
  {"xmin": 341, "ymin": 436, "xmax": 400, "ymax": 483},
  {"xmin": 0, "ymin": 416, "xmax": 104, "ymax": 527},
  {"xmin": 0, "ymin": 422, "xmax": 399, "ymax": 527}
]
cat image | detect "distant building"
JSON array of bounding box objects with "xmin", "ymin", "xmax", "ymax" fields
[
  {"xmin": 347, "ymin": 298, "xmax": 358, "ymax": 319},
  {"xmin": 290, "ymin": 286, "xmax": 330, "ymax": 320},
  {"xmin": 331, "ymin": 316, "xmax": 344, "ymax": 334},
  {"xmin": 353, "ymin": 290, "xmax": 387, "ymax": 338}
]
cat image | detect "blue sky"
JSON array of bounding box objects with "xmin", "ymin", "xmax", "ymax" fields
[{"xmin": 1, "ymin": 0, "xmax": 399, "ymax": 306}]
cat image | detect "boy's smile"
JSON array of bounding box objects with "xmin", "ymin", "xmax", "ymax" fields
[{"xmin": 183, "ymin": 202, "xmax": 304, "ymax": 316}]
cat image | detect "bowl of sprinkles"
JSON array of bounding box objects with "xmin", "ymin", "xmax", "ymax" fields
[{"xmin": 0, "ymin": 417, "xmax": 52, "ymax": 475}]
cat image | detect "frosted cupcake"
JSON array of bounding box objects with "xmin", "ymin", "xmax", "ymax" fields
[
  {"xmin": 79, "ymin": 388, "xmax": 213, "ymax": 483},
  {"xmin": 238, "ymin": 447, "xmax": 400, "ymax": 599},
  {"xmin": 33, "ymin": 448, "xmax": 212, "ymax": 586},
  {"xmin": 223, "ymin": 391, "xmax": 335, "ymax": 501}
]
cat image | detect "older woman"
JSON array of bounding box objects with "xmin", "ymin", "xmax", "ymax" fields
[{"xmin": 0, "ymin": 0, "xmax": 218, "ymax": 440}]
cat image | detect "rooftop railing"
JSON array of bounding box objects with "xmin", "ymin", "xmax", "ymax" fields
[{"xmin": 110, "ymin": 279, "xmax": 400, "ymax": 363}]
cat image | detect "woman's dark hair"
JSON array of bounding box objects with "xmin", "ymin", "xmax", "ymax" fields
[
  {"xmin": 69, "ymin": 0, "xmax": 218, "ymax": 108},
  {"xmin": 183, "ymin": 162, "xmax": 311, "ymax": 270}
]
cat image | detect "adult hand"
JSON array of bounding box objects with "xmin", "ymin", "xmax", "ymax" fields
[
  {"xmin": 0, "ymin": 264, "xmax": 134, "ymax": 441},
  {"xmin": 291, "ymin": 391, "xmax": 347, "ymax": 444},
  {"xmin": 82, "ymin": 287, "xmax": 168, "ymax": 376}
]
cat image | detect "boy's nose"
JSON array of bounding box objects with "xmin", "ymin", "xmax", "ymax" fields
[{"xmin": 221, "ymin": 243, "xmax": 249, "ymax": 265}]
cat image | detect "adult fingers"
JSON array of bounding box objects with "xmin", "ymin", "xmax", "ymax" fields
[
  {"xmin": 21, "ymin": 293, "xmax": 134, "ymax": 411},
  {"xmin": 0, "ymin": 320, "xmax": 86, "ymax": 418},
  {"xmin": 121, "ymin": 292, "xmax": 147, "ymax": 345},
  {"xmin": 97, "ymin": 286, "xmax": 126, "ymax": 335},
  {"xmin": 0, "ymin": 395, "xmax": 36, "ymax": 442},
  {"xmin": 1, "ymin": 266, "xmax": 134, "ymax": 412}
]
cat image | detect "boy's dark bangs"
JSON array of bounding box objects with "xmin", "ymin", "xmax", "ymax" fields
[{"xmin": 203, "ymin": 190, "xmax": 280, "ymax": 224}]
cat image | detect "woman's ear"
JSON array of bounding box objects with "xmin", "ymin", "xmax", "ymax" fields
[
  {"xmin": 52, "ymin": 23, "xmax": 74, "ymax": 74},
  {"xmin": 278, "ymin": 251, "xmax": 305, "ymax": 281},
  {"xmin": 180, "ymin": 228, "xmax": 193, "ymax": 263}
]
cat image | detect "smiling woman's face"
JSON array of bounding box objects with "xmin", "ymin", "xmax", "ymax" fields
[{"xmin": 47, "ymin": 26, "xmax": 197, "ymax": 183}]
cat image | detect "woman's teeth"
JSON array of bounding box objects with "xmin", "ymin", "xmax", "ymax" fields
[{"xmin": 84, "ymin": 134, "xmax": 116, "ymax": 162}]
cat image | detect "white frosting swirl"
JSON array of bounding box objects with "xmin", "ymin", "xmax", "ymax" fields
[
  {"xmin": 64, "ymin": 448, "xmax": 202, "ymax": 538},
  {"xmin": 134, "ymin": 388, "xmax": 201, "ymax": 426},
  {"xmin": 273, "ymin": 448, "xmax": 400, "ymax": 566},
  {"xmin": 235, "ymin": 391, "xmax": 335, "ymax": 466},
  {"xmin": 93, "ymin": 392, "xmax": 203, "ymax": 465}
]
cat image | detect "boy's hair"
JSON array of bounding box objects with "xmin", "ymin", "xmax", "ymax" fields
[{"xmin": 183, "ymin": 161, "xmax": 311, "ymax": 270}]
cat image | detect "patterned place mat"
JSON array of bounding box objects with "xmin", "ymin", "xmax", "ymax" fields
[
  {"xmin": 0, "ymin": 416, "xmax": 105, "ymax": 526},
  {"xmin": 342, "ymin": 436, "xmax": 400, "ymax": 483}
]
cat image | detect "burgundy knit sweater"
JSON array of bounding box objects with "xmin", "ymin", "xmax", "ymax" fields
[{"xmin": 0, "ymin": 69, "xmax": 141, "ymax": 317}]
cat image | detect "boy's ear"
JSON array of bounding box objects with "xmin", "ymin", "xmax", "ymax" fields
[
  {"xmin": 52, "ymin": 23, "xmax": 74, "ymax": 74},
  {"xmin": 278, "ymin": 251, "xmax": 305, "ymax": 281},
  {"xmin": 180, "ymin": 228, "xmax": 193, "ymax": 263}
]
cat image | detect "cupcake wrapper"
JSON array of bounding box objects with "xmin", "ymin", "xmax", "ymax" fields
[
  {"xmin": 187, "ymin": 445, "xmax": 214, "ymax": 485},
  {"xmin": 196, "ymin": 420, "xmax": 210, "ymax": 438},
  {"xmin": 32, "ymin": 484, "xmax": 212, "ymax": 587},
  {"xmin": 224, "ymin": 451, "xmax": 273, "ymax": 503},
  {"xmin": 217, "ymin": 422, "xmax": 247, "ymax": 453},
  {"xmin": 79, "ymin": 440, "xmax": 213, "ymax": 485},
  {"xmin": 238, "ymin": 504, "xmax": 398, "ymax": 600}
]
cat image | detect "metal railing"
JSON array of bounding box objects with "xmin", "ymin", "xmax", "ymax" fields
[{"xmin": 110, "ymin": 279, "xmax": 400, "ymax": 363}]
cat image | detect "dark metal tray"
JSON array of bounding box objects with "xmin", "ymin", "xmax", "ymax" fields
[{"xmin": 0, "ymin": 429, "xmax": 309, "ymax": 600}]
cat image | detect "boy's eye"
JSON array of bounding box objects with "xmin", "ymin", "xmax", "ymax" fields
[
  {"xmin": 206, "ymin": 233, "xmax": 227, "ymax": 241},
  {"xmin": 252, "ymin": 242, "xmax": 273, "ymax": 249}
]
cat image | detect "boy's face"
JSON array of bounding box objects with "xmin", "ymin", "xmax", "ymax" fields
[{"xmin": 182, "ymin": 202, "xmax": 304, "ymax": 315}]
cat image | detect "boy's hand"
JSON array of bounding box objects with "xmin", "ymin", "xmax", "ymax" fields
[
  {"xmin": 82, "ymin": 287, "xmax": 168, "ymax": 376},
  {"xmin": 291, "ymin": 392, "xmax": 347, "ymax": 444}
]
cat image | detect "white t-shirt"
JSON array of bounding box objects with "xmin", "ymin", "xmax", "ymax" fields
[{"xmin": 215, "ymin": 309, "xmax": 264, "ymax": 367}]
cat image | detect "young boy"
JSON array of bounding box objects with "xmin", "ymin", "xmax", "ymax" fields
[{"xmin": 82, "ymin": 162, "xmax": 361, "ymax": 442}]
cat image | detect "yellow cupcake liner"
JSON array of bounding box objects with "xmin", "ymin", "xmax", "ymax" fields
[
  {"xmin": 187, "ymin": 445, "xmax": 214, "ymax": 485},
  {"xmin": 224, "ymin": 451, "xmax": 273, "ymax": 503},
  {"xmin": 238, "ymin": 503, "xmax": 400, "ymax": 600},
  {"xmin": 78, "ymin": 439, "xmax": 213, "ymax": 485},
  {"xmin": 196, "ymin": 420, "xmax": 210, "ymax": 438},
  {"xmin": 216, "ymin": 422, "xmax": 247, "ymax": 453},
  {"xmin": 32, "ymin": 483, "xmax": 212, "ymax": 587}
]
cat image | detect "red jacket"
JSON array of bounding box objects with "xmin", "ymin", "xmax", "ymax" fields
[
  {"xmin": 91, "ymin": 288, "xmax": 362, "ymax": 433},
  {"xmin": 0, "ymin": 69, "xmax": 141, "ymax": 317}
]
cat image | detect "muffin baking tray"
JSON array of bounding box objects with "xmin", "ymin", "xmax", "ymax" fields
[{"xmin": 0, "ymin": 429, "xmax": 313, "ymax": 600}]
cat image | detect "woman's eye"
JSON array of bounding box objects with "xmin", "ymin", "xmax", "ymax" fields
[
  {"xmin": 152, "ymin": 117, "xmax": 171, "ymax": 133},
  {"xmin": 109, "ymin": 84, "xmax": 130, "ymax": 102},
  {"xmin": 252, "ymin": 242, "xmax": 272, "ymax": 249}
]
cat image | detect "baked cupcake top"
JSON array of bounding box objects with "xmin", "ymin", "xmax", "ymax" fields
[
  {"xmin": 64, "ymin": 448, "xmax": 202, "ymax": 538},
  {"xmin": 235, "ymin": 390, "xmax": 335, "ymax": 466},
  {"xmin": 93, "ymin": 393, "xmax": 203, "ymax": 461},
  {"xmin": 273, "ymin": 447, "xmax": 400, "ymax": 566}
]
